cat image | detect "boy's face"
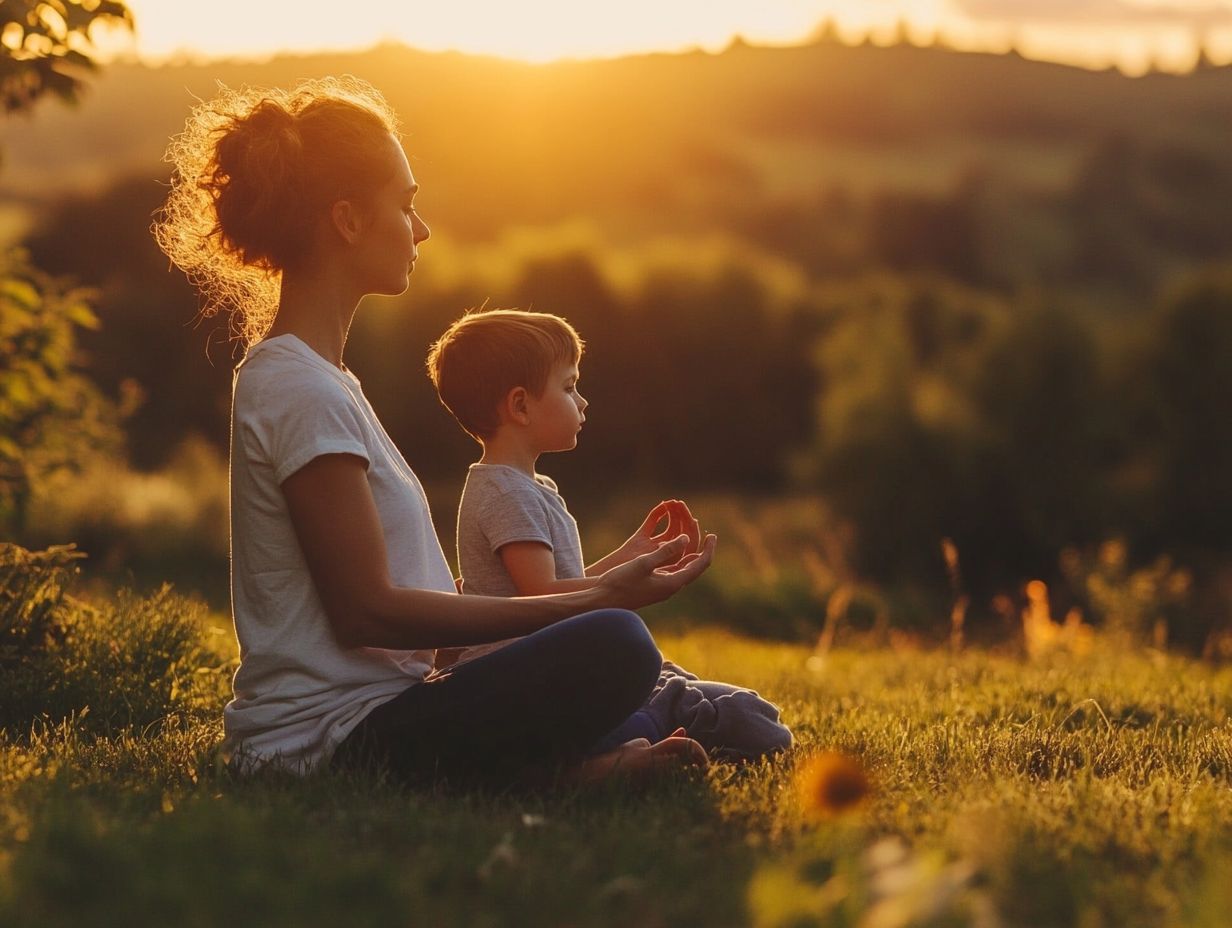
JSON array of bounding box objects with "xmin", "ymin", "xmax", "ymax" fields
[{"xmin": 525, "ymin": 359, "xmax": 588, "ymax": 453}]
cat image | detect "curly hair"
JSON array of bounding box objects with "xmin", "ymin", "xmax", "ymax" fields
[{"xmin": 152, "ymin": 76, "xmax": 401, "ymax": 347}]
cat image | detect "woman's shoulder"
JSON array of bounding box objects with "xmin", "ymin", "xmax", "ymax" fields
[{"xmin": 236, "ymin": 337, "xmax": 357, "ymax": 409}]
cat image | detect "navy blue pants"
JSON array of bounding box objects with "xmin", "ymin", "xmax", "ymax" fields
[{"xmin": 331, "ymin": 609, "xmax": 663, "ymax": 784}]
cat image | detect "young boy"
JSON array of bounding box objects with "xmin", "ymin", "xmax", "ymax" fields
[{"xmin": 426, "ymin": 309, "xmax": 791, "ymax": 762}]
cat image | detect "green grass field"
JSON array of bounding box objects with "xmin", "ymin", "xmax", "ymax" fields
[{"xmin": 4, "ymin": 619, "xmax": 1232, "ymax": 928}]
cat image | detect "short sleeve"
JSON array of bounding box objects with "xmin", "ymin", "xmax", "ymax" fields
[
  {"xmin": 236, "ymin": 361, "xmax": 370, "ymax": 485},
  {"xmin": 480, "ymin": 486, "xmax": 554, "ymax": 554}
]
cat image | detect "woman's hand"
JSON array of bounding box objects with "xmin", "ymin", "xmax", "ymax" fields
[{"xmin": 594, "ymin": 532, "xmax": 717, "ymax": 611}]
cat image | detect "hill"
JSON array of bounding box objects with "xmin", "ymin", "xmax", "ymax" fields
[{"xmin": 3, "ymin": 38, "xmax": 1230, "ymax": 256}]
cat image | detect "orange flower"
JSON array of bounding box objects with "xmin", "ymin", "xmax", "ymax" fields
[{"xmin": 796, "ymin": 751, "xmax": 872, "ymax": 820}]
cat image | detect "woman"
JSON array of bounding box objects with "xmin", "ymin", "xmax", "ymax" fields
[{"xmin": 154, "ymin": 76, "xmax": 715, "ymax": 784}]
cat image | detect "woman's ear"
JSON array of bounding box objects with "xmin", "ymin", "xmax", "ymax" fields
[
  {"xmin": 330, "ymin": 199, "xmax": 366, "ymax": 245},
  {"xmin": 503, "ymin": 386, "xmax": 531, "ymax": 426}
]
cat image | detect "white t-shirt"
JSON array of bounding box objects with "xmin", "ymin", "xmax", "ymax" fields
[{"xmin": 224, "ymin": 334, "xmax": 456, "ymax": 772}]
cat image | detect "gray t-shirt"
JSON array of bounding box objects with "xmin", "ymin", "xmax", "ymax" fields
[{"xmin": 456, "ymin": 463, "xmax": 585, "ymax": 598}]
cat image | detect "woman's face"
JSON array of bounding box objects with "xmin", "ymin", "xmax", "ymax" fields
[{"xmin": 350, "ymin": 135, "xmax": 430, "ymax": 295}]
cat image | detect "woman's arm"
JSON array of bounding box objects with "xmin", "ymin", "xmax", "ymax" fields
[{"xmin": 281, "ymin": 454, "xmax": 713, "ymax": 650}]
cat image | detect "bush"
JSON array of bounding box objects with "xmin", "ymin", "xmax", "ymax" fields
[
  {"xmin": 0, "ymin": 249, "xmax": 122, "ymax": 537},
  {"xmin": 0, "ymin": 542, "xmax": 231, "ymax": 736}
]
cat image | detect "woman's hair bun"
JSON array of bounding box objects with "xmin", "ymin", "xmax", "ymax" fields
[
  {"xmin": 228, "ymin": 100, "xmax": 303, "ymax": 168},
  {"xmin": 211, "ymin": 99, "xmax": 307, "ymax": 270}
]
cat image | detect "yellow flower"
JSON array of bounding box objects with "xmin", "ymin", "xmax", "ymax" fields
[{"xmin": 796, "ymin": 751, "xmax": 872, "ymax": 820}]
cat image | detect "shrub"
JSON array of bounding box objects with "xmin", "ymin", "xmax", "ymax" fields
[
  {"xmin": 0, "ymin": 542, "xmax": 231, "ymax": 736},
  {"xmin": 0, "ymin": 249, "xmax": 122, "ymax": 537}
]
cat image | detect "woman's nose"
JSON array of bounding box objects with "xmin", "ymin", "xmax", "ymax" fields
[{"xmin": 413, "ymin": 215, "xmax": 431, "ymax": 244}]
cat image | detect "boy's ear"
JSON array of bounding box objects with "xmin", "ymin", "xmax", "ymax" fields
[
  {"xmin": 329, "ymin": 199, "xmax": 366, "ymax": 245},
  {"xmin": 503, "ymin": 386, "xmax": 532, "ymax": 426}
]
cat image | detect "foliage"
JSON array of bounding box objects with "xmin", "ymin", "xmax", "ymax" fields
[
  {"xmin": 0, "ymin": 2, "xmax": 132, "ymax": 538},
  {"xmin": 796, "ymin": 271, "xmax": 1232, "ymax": 633},
  {"xmin": 22, "ymin": 176, "xmax": 224, "ymax": 471},
  {"xmin": 1060, "ymin": 540, "xmax": 1192, "ymax": 645},
  {"xmin": 802, "ymin": 277, "xmax": 1106, "ymax": 591},
  {"xmin": 0, "ymin": 541, "xmax": 231, "ymax": 736},
  {"xmin": 23, "ymin": 434, "xmax": 229, "ymax": 601},
  {"xmin": 1138, "ymin": 272, "xmax": 1232, "ymax": 552},
  {"xmin": 0, "ymin": 538, "xmax": 79, "ymax": 672},
  {"xmin": 0, "ymin": 248, "xmax": 121, "ymax": 536},
  {"xmin": 0, "ymin": 0, "xmax": 132, "ymax": 114}
]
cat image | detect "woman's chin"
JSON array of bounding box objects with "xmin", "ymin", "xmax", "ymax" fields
[{"xmin": 374, "ymin": 274, "xmax": 411, "ymax": 297}]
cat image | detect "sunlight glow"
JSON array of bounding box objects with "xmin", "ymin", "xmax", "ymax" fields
[{"xmin": 96, "ymin": 0, "xmax": 1232, "ymax": 74}]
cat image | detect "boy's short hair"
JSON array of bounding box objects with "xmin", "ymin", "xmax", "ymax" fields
[{"xmin": 426, "ymin": 308, "xmax": 585, "ymax": 440}]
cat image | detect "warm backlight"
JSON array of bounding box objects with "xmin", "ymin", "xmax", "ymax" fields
[{"xmin": 97, "ymin": 0, "xmax": 1230, "ymax": 74}]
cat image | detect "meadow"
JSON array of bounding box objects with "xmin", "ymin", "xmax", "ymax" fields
[{"xmin": 3, "ymin": 542, "xmax": 1232, "ymax": 928}]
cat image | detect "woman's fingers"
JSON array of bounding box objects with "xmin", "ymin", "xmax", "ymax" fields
[
  {"xmin": 655, "ymin": 534, "xmax": 717, "ymax": 578},
  {"xmin": 642, "ymin": 534, "xmax": 690, "ymax": 568}
]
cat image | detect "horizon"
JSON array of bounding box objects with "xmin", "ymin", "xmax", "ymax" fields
[
  {"xmin": 89, "ymin": 33, "xmax": 1231, "ymax": 82},
  {"xmin": 95, "ymin": 0, "xmax": 1232, "ymax": 76}
]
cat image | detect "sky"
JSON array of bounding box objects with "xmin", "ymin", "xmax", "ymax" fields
[{"xmin": 93, "ymin": 0, "xmax": 1232, "ymax": 75}]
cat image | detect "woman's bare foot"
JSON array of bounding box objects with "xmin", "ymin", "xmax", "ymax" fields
[{"xmin": 565, "ymin": 728, "xmax": 709, "ymax": 785}]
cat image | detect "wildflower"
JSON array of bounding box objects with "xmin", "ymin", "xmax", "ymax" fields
[{"xmin": 796, "ymin": 751, "xmax": 871, "ymax": 820}]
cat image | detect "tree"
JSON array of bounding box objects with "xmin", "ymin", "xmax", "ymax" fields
[
  {"xmin": 1, "ymin": 0, "xmax": 132, "ymax": 535},
  {"xmin": 0, "ymin": 249, "xmax": 121, "ymax": 534},
  {"xmin": 0, "ymin": 0, "xmax": 132, "ymax": 113}
]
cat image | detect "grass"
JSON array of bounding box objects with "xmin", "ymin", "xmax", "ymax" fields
[{"xmin": 3, "ymin": 620, "xmax": 1232, "ymax": 927}]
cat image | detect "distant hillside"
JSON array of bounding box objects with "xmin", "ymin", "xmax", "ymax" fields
[{"xmin": 2, "ymin": 38, "xmax": 1229, "ymax": 247}]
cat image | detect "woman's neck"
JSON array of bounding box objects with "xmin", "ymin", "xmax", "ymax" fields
[{"xmin": 266, "ymin": 268, "xmax": 361, "ymax": 368}]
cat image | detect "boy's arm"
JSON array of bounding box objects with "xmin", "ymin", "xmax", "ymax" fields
[
  {"xmin": 501, "ymin": 524, "xmax": 709, "ymax": 597},
  {"xmin": 585, "ymin": 500, "xmax": 703, "ymax": 576},
  {"xmin": 501, "ymin": 541, "xmax": 604, "ymax": 595}
]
